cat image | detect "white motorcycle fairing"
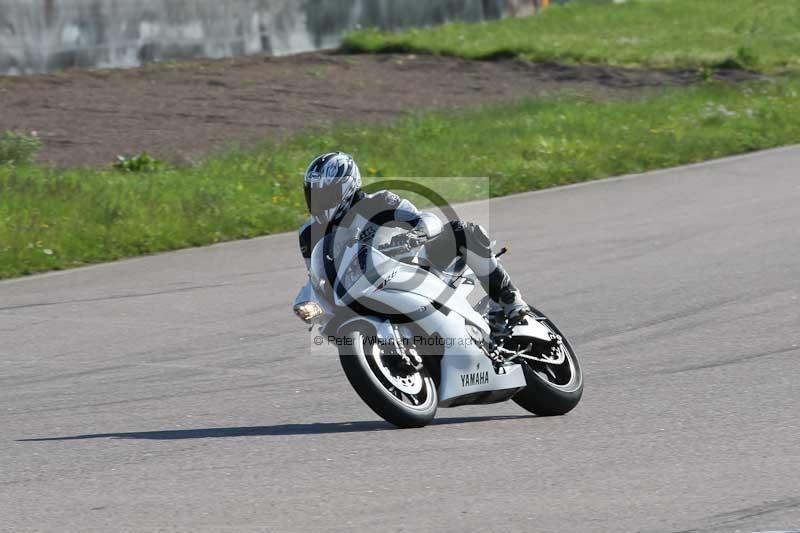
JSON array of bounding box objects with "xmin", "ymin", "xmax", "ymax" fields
[{"xmin": 328, "ymin": 241, "xmax": 527, "ymax": 407}]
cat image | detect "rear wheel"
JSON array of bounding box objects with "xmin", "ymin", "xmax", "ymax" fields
[
  {"xmin": 512, "ymin": 308, "xmax": 583, "ymax": 416},
  {"xmin": 338, "ymin": 325, "xmax": 437, "ymax": 428}
]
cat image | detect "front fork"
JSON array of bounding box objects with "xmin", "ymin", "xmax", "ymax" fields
[{"xmin": 374, "ymin": 320, "xmax": 423, "ymax": 371}]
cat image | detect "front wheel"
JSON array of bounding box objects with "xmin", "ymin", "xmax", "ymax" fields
[
  {"xmin": 338, "ymin": 325, "xmax": 438, "ymax": 428},
  {"xmin": 512, "ymin": 308, "xmax": 583, "ymax": 416}
]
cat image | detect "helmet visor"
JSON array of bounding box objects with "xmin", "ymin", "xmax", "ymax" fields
[{"xmin": 305, "ymin": 183, "xmax": 346, "ymax": 220}]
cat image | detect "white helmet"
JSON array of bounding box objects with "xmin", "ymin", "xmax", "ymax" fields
[{"xmin": 304, "ymin": 152, "xmax": 362, "ymax": 224}]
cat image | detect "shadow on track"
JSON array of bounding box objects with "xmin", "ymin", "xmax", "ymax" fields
[{"xmin": 18, "ymin": 415, "xmax": 535, "ymax": 442}]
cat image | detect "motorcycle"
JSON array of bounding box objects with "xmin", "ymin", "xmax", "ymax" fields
[{"xmin": 293, "ymin": 222, "xmax": 583, "ymax": 428}]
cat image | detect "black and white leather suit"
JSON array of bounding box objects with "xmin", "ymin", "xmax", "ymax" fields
[{"xmin": 298, "ymin": 189, "xmax": 524, "ymax": 312}]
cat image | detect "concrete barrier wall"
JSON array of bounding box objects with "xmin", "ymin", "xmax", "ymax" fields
[{"xmin": 0, "ymin": 0, "xmax": 526, "ymax": 75}]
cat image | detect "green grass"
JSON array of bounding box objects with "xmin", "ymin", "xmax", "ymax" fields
[
  {"xmin": 0, "ymin": 132, "xmax": 43, "ymax": 166},
  {"xmin": 2, "ymin": 77, "xmax": 800, "ymax": 278},
  {"xmin": 343, "ymin": 0, "xmax": 800, "ymax": 73}
]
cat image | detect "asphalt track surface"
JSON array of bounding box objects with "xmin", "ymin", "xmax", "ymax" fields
[{"xmin": 2, "ymin": 147, "xmax": 799, "ymax": 532}]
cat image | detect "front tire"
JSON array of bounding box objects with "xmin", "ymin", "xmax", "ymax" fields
[
  {"xmin": 513, "ymin": 308, "xmax": 583, "ymax": 416},
  {"xmin": 338, "ymin": 325, "xmax": 438, "ymax": 428}
]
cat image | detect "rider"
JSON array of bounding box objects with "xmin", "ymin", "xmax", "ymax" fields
[{"xmin": 294, "ymin": 151, "xmax": 532, "ymax": 323}]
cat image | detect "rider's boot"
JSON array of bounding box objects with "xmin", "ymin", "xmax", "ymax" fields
[{"xmin": 480, "ymin": 265, "xmax": 531, "ymax": 325}]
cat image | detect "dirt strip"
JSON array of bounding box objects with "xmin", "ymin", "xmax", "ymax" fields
[{"xmin": 0, "ymin": 52, "xmax": 757, "ymax": 167}]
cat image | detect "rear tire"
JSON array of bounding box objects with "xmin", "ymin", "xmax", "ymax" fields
[
  {"xmin": 338, "ymin": 325, "xmax": 438, "ymax": 428},
  {"xmin": 513, "ymin": 308, "xmax": 583, "ymax": 416}
]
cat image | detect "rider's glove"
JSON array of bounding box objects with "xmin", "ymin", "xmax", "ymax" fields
[
  {"xmin": 390, "ymin": 231, "xmax": 425, "ymax": 250},
  {"xmin": 389, "ymin": 233, "xmax": 411, "ymax": 249}
]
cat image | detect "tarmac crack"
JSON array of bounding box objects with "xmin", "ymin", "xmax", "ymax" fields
[
  {"xmin": 0, "ymin": 281, "xmax": 235, "ymax": 312},
  {"xmin": 658, "ymin": 345, "xmax": 800, "ymax": 375},
  {"xmin": 671, "ymin": 496, "xmax": 800, "ymax": 533}
]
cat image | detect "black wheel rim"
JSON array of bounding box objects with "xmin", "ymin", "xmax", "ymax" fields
[
  {"xmin": 360, "ymin": 334, "xmax": 435, "ymax": 410},
  {"xmin": 525, "ymin": 321, "xmax": 579, "ymax": 391}
]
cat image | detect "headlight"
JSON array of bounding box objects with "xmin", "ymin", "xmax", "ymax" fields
[{"xmin": 294, "ymin": 302, "xmax": 323, "ymax": 322}]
